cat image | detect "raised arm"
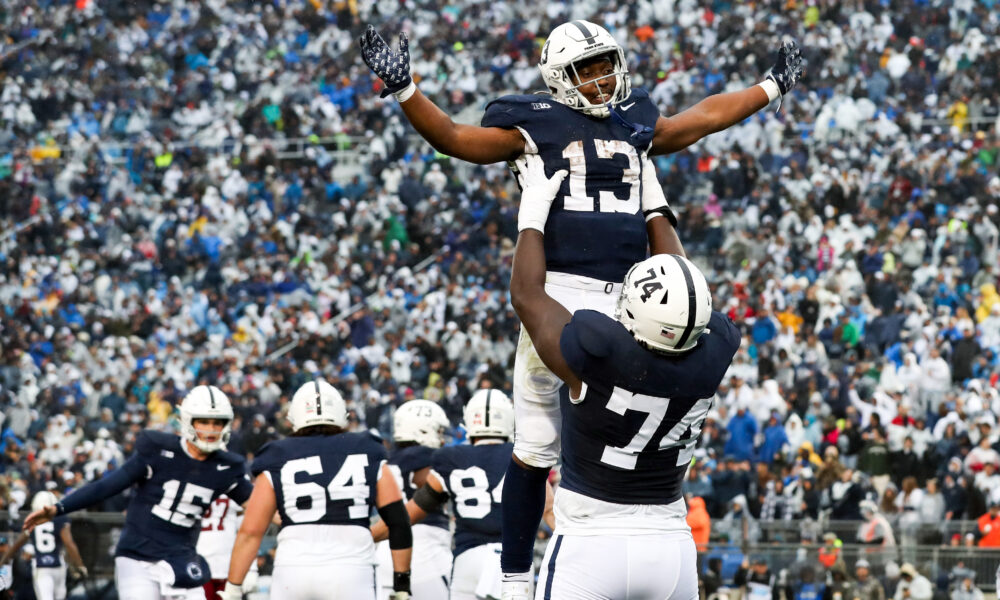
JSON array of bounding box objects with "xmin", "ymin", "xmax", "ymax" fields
[
  {"xmin": 507, "ymin": 154, "xmax": 582, "ymax": 396},
  {"xmin": 359, "ymin": 26, "xmax": 524, "ymax": 164},
  {"xmin": 650, "ymin": 41, "xmax": 803, "ymax": 156}
]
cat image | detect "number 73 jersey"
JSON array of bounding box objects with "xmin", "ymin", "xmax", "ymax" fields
[{"xmin": 482, "ymin": 89, "xmax": 660, "ymax": 284}]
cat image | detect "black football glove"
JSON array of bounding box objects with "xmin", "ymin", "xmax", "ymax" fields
[
  {"xmin": 359, "ymin": 25, "xmax": 413, "ymax": 98},
  {"xmin": 765, "ymin": 40, "xmax": 803, "ymax": 96}
]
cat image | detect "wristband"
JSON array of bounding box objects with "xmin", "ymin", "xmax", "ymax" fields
[
  {"xmin": 393, "ymin": 571, "xmax": 411, "ymax": 593},
  {"xmin": 758, "ymin": 78, "xmax": 781, "ymax": 102},
  {"xmin": 393, "ymin": 81, "xmax": 417, "ymax": 103},
  {"xmin": 644, "ymin": 206, "xmax": 679, "ymax": 227},
  {"xmin": 517, "ymin": 191, "xmax": 553, "ymax": 233}
]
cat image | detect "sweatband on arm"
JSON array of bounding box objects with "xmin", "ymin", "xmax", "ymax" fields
[
  {"xmin": 377, "ymin": 500, "xmax": 412, "ymax": 550},
  {"xmin": 412, "ymin": 485, "xmax": 449, "ymax": 514}
]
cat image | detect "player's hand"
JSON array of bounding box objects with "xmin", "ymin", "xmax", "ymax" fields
[
  {"xmin": 765, "ymin": 40, "xmax": 803, "ymax": 96},
  {"xmin": 390, "ymin": 593, "xmax": 410, "ymax": 600},
  {"xmin": 640, "ymin": 156, "xmax": 677, "ymax": 226},
  {"xmin": 359, "ymin": 25, "xmax": 413, "ymax": 99},
  {"xmin": 70, "ymin": 565, "xmax": 88, "ymax": 579},
  {"xmin": 22, "ymin": 505, "xmax": 57, "ymax": 531},
  {"xmin": 217, "ymin": 581, "xmax": 244, "ymax": 600},
  {"xmin": 512, "ymin": 153, "xmax": 568, "ymax": 233}
]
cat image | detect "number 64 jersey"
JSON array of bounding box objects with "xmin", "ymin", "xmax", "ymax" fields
[
  {"xmin": 250, "ymin": 432, "xmax": 388, "ymax": 565},
  {"xmin": 556, "ymin": 310, "xmax": 740, "ymax": 532},
  {"xmin": 482, "ymin": 89, "xmax": 659, "ymax": 284}
]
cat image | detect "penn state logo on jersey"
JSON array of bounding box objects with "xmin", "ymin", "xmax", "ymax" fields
[
  {"xmin": 558, "ymin": 310, "xmax": 740, "ymax": 504},
  {"xmin": 252, "ymin": 432, "xmax": 387, "ymax": 528},
  {"xmin": 483, "ymin": 89, "xmax": 660, "ymax": 283},
  {"xmin": 431, "ymin": 442, "xmax": 512, "ymax": 556}
]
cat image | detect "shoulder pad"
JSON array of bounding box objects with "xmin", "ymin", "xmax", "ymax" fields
[
  {"xmin": 569, "ymin": 310, "xmax": 617, "ymax": 359},
  {"xmin": 212, "ymin": 448, "xmax": 247, "ymax": 467},
  {"xmin": 430, "ymin": 446, "xmax": 457, "ymax": 472},
  {"xmin": 135, "ymin": 430, "xmax": 179, "ymax": 456},
  {"xmin": 250, "ymin": 441, "xmax": 281, "ymax": 476},
  {"xmin": 347, "ymin": 432, "xmax": 389, "ymax": 460},
  {"xmin": 481, "ymin": 94, "xmax": 556, "ymax": 129}
]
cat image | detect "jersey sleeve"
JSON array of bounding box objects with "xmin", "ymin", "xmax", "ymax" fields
[
  {"xmin": 708, "ymin": 310, "xmax": 742, "ymax": 353},
  {"xmin": 58, "ymin": 452, "xmax": 149, "ymax": 515},
  {"xmin": 429, "ymin": 448, "xmax": 456, "ymax": 494}
]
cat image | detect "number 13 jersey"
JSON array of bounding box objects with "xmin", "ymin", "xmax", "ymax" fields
[{"xmin": 482, "ymin": 89, "xmax": 659, "ymax": 284}]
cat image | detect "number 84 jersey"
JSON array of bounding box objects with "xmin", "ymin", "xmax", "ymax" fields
[
  {"xmin": 482, "ymin": 89, "xmax": 659, "ymax": 284},
  {"xmin": 430, "ymin": 442, "xmax": 512, "ymax": 557}
]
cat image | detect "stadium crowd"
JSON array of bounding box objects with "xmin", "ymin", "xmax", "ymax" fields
[{"xmin": 1, "ymin": 0, "xmax": 1000, "ymax": 595}]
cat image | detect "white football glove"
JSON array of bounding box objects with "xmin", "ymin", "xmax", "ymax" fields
[
  {"xmin": 640, "ymin": 156, "xmax": 676, "ymax": 225},
  {"xmin": 217, "ymin": 581, "xmax": 243, "ymax": 600},
  {"xmin": 70, "ymin": 565, "xmax": 88, "ymax": 579},
  {"xmin": 0, "ymin": 567, "xmax": 11, "ymax": 591},
  {"xmin": 390, "ymin": 592, "xmax": 411, "ymax": 600},
  {"xmin": 511, "ymin": 153, "xmax": 568, "ymax": 233}
]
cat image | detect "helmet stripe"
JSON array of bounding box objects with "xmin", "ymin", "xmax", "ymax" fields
[
  {"xmin": 484, "ymin": 390, "xmax": 492, "ymax": 428},
  {"xmin": 671, "ymin": 255, "xmax": 698, "ymax": 350},
  {"xmin": 207, "ymin": 386, "xmax": 216, "ymax": 409},
  {"xmin": 314, "ymin": 380, "xmax": 322, "ymax": 415},
  {"xmin": 569, "ymin": 20, "xmax": 597, "ymax": 45}
]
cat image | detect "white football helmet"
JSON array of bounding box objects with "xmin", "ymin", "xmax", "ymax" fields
[
  {"xmin": 539, "ymin": 20, "xmax": 631, "ymax": 118},
  {"xmin": 289, "ymin": 379, "xmax": 349, "ymax": 432},
  {"xmin": 394, "ymin": 400, "xmax": 449, "ymax": 448},
  {"xmin": 31, "ymin": 491, "xmax": 58, "ymax": 512},
  {"xmin": 463, "ymin": 389, "xmax": 515, "ymax": 440},
  {"xmin": 615, "ymin": 254, "xmax": 712, "ymax": 354},
  {"xmin": 179, "ymin": 385, "xmax": 234, "ymax": 453}
]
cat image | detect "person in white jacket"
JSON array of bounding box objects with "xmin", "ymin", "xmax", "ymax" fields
[{"xmin": 895, "ymin": 563, "xmax": 932, "ymax": 600}]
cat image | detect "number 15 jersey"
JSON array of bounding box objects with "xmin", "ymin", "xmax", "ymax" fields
[{"xmin": 482, "ymin": 89, "xmax": 660, "ymax": 284}]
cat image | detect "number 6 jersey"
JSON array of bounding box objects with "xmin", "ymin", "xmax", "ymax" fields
[{"xmin": 482, "ymin": 89, "xmax": 660, "ymax": 284}]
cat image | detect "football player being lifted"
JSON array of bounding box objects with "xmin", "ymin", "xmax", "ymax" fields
[
  {"xmin": 23, "ymin": 385, "xmax": 252, "ymax": 600},
  {"xmin": 508, "ymin": 152, "xmax": 741, "ymax": 599},
  {"xmin": 360, "ymin": 19, "xmax": 801, "ymax": 597}
]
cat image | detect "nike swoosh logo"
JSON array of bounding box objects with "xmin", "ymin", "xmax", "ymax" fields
[
  {"xmin": 216, "ymin": 465, "xmax": 230, "ymax": 471},
  {"xmin": 621, "ymin": 102, "xmax": 636, "ymax": 111}
]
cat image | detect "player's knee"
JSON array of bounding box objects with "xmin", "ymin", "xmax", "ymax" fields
[{"xmin": 512, "ymin": 444, "xmax": 558, "ymax": 469}]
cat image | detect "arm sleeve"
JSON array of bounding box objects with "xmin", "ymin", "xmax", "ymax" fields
[{"xmin": 57, "ymin": 454, "xmax": 148, "ymax": 515}]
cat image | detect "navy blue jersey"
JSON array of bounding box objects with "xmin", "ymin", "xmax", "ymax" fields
[
  {"xmin": 432, "ymin": 443, "xmax": 511, "ymax": 557},
  {"xmin": 559, "ymin": 310, "xmax": 740, "ymax": 504},
  {"xmin": 482, "ymin": 89, "xmax": 659, "ymax": 283},
  {"xmin": 112, "ymin": 431, "xmax": 252, "ymax": 561},
  {"xmin": 31, "ymin": 517, "xmax": 67, "ymax": 567},
  {"xmin": 252, "ymin": 432, "xmax": 387, "ymax": 529},
  {"xmin": 389, "ymin": 445, "xmax": 449, "ymax": 531}
]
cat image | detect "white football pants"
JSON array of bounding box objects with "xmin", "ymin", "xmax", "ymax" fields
[
  {"xmin": 535, "ymin": 533, "xmax": 698, "ymax": 600},
  {"xmin": 513, "ymin": 272, "xmax": 621, "ymax": 468},
  {"xmin": 33, "ymin": 565, "xmax": 67, "ymax": 600}
]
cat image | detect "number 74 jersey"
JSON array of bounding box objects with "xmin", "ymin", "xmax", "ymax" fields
[{"xmin": 482, "ymin": 89, "xmax": 659, "ymax": 284}]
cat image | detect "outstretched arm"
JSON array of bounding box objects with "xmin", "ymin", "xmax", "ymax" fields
[
  {"xmin": 24, "ymin": 456, "xmax": 147, "ymax": 530},
  {"xmin": 0, "ymin": 533, "xmax": 28, "ymax": 565},
  {"xmin": 650, "ymin": 41, "xmax": 802, "ymax": 155},
  {"xmin": 359, "ymin": 26, "xmax": 524, "ymax": 164},
  {"xmin": 507, "ymin": 154, "xmax": 582, "ymax": 396}
]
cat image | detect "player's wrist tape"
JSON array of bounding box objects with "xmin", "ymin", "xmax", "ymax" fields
[
  {"xmin": 393, "ymin": 571, "xmax": 411, "ymax": 593},
  {"xmin": 377, "ymin": 500, "xmax": 413, "ymax": 550},
  {"xmin": 393, "ymin": 81, "xmax": 417, "ymax": 103},
  {"xmin": 413, "ymin": 485, "xmax": 449, "ymax": 514},
  {"xmin": 517, "ymin": 191, "xmax": 555, "ymax": 232},
  {"xmin": 644, "ymin": 206, "xmax": 678, "ymax": 227},
  {"xmin": 758, "ymin": 78, "xmax": 781, "ymax": 102}
]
